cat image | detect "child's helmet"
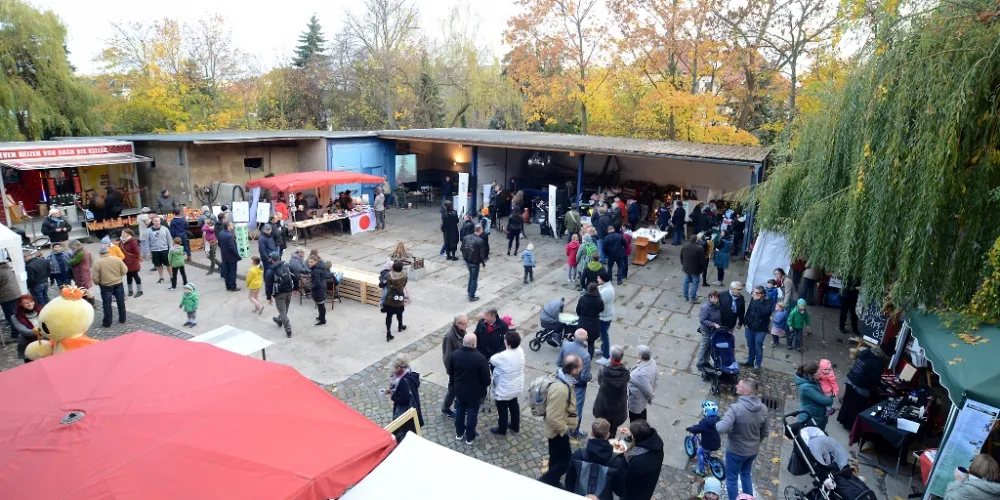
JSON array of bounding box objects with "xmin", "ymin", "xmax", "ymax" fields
[{"xmin": 702, "ymin": 400, "xmax": 719, "ymax": 417}]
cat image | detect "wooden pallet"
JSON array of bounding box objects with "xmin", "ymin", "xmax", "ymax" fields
[{"xmin": 330, "ymin": 266, "xmax": 381, "ymax": 306}]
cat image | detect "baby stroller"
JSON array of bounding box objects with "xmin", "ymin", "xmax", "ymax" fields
[
  {"xmin": 702, "ymin": 327, "xmax": 740, "ymax": 396},
  {"xmin": 528, "ymin": 313, "xmax": 579, "ymax": 351},
  {"xmin": 783, "ymin": 411, "xmax": 877, "ymax": 500}
]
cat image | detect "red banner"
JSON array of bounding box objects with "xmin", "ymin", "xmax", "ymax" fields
[{"xmin": 0, "ymin": 143, "xmax": 133, "ymax": 160}]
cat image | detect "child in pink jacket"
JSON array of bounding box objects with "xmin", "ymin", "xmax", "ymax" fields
[
  {"xmin": 818, "ymin": 359, "xmax": 839, "ymax": 416},
  {"xmin": 566, "ymin": 233, "xmax": 581, "ymax": 282}
]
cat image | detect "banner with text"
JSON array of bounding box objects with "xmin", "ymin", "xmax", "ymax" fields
[
  {"xmin": 456, "ymin": 173, "xmax": 469, "ymax": 216},
  {"xmin": 549, "ymin": 185, "xmax": 557, "ymax": 236}
]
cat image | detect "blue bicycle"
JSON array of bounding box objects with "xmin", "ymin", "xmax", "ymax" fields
[{"xmin": 684, "ymin": 433, "xmax": 726, "ymax": 480}]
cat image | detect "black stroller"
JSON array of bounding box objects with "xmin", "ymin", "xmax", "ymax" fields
[
  {"xmin": 528, "ymin": 313, "xmax": 579, "ymax": 351},
  {"xmin": 783, "ymin": 411, "xmax": 877, "ymax": 500},
  {"xmin": 702, "ymin": 327, "xmax": 740, "ymax": 396}
]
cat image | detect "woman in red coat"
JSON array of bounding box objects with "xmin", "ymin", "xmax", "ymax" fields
[{"xmin": 120, "ymin": 228, "xmax": 143, "ymax": 298}]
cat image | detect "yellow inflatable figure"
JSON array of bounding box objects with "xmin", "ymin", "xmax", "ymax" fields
[{"xmin": 24, "ymin": 287, "xmax": 98, "ymax": 360}]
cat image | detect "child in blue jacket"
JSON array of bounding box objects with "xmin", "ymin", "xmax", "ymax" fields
[
  {"xmin": 771, "ymin": 302, "xmax": 790, "ymax": 347},
  {"xmin": 521, "ymin": 243, "xmax": 535, "ymax": 284},
  {"xmin": 686, "ymin": 400, "xmax": 722, "ymax": 477}
]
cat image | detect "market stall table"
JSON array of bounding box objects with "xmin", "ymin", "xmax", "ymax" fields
[
  {"xmin": 291, "ymin": 208, "xmax": 375, "ymax": 244},
  {"xmin": 854, "ymin": 399, "xmax": 922, "ymax": 475},
  {"xmin": 631, "ymin": 227, "xmax": 667, "ymax": 266}
]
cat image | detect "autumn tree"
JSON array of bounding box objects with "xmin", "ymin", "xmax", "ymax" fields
[
  {"xmin": 0, "ymin": 0, "xmax": 102, "ymax": 140},
  {"xmin": 345, "ymin": 0, "xmax": 420, "ymax": 128},
  {"xmin": 762, "ymin": 0, "xmax": 837, "ymax": 116},
  {"xmin": 293, "ymin": 15, "xmax": 327, "ymax": 69},
  {"xmin": 505, "ymin": 0, "xmax": 609, "ymax": 134}
]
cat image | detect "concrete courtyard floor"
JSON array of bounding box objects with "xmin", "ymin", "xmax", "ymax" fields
[{"xmin": 0, "ymin": 205, "xmax": 918, "ymax": 499}]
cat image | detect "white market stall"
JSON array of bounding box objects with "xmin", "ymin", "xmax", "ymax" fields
[
  {"xmin": 0, "ymin": 224, "xmax": 26, "ymax": 294},
  {"xmin": 341, "ymin": 432, "xmax": 583, "ymax": 500}
]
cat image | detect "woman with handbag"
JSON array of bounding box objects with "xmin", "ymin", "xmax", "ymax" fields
[
  {"xmin": 388, "ymin": 353, "xmax": 424, "ymax": 440},
  {"xmin": 383, "ymin": 260, "xmax": 409, "ymax": 342}
]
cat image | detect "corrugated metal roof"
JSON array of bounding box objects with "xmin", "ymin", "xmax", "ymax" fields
[
  {"xmin": 66, "ymin": 130, "xmax": 376, "ymax": 144},
  {"xmin": 377, "ymin": 128, "xmax": 771, "ymax": 164}
]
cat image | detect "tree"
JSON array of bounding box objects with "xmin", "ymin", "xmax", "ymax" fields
[
  {"xmin": 293, "ymin": 15, "xmax": 327, "ymax": 68},
  {"xmin": 505, "ymin": 0, "xmax": 609, "ymax": 134},
  {"xmin": 345, "ymin": 0, "xmax": 420, "ymax": 128},
  {"xmin": 0, "ymin": 0, "xmax": 102, "ymax": 140},
  {"xmin": 762, "ymin": 0, "xmax": 837, "ymax": 117},
  {"xmin": 189, "ymin": 14, "xmax": 242, "ymax": 102},
  {"xmin": 410, "ymin": 56, "xmax": 444, "ymax": 128},
  {"xmin": 755, "ymin": 0, "xmax": 1000, "ymax": 322}
]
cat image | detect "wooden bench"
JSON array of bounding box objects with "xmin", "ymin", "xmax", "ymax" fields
[{"xmin": 330, "ymin": 266, "xmax": 381, "ymax": 306}]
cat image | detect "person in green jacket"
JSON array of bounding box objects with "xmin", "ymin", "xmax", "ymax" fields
[
  {"xmin": 795, "ymin": 362, "xmax": 834, "ymax": 430},
  {"xmin": 786, "ymin": 298, "xmax": 811, "ymax": 351},
  {"xmin": 168, "ymin": 237, "xmax": 187, "ymax": 290},
  {"xmin": 179, "ymin": 283, "xmax": 199, "ymax": 327}
]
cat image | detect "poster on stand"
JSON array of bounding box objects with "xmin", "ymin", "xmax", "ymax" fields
[
  {"xmin": 255, "ymin": 203, "xmax": 271, "ymax": 223},
  {"xmin": 927, "ymin": 399, "xmax": 1000, "ymax": 497},
  {"xmin": 548, "ymin": 185, "xmax": 557, "ymax": 237},
  {"xmin": 232, "ymin": 202, "xmax": 250, "ymax": 223},
  {"xmin": 456, "ymin": 173, "xmax": 469, "ymax": 216},
  {"xmin": 860, "ymin": 301, "xmax": 889, "ymax": 345}
]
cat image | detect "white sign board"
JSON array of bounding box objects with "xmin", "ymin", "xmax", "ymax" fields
[
  {"xmin": 483, "ymin": 184, "xmax": 492, "ymax": 207},
  {"xmin": 189, "ymin": 325, "xmax": 273, "ymax": 358},
  {"xmin": 232, "ymin": 201, "xmax": 250, "ymax": 223},
  {"xmin": 255, "ymin": 202, "xmax": 271, "ymax": 222},
  {"xmin": 548, "ymin": 184, "xmax": 557, "ymax": 236},
  {"xmin": 926, "ymin": 399, "xmax": 1000, "ymax": 498},
  {"xmin": 456, "ymin": 172, "xmax": 469, "ymax": 216}
]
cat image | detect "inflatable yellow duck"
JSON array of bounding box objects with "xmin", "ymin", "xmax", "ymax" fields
[{"xmin": 24, "ymin": 286, "xmax": 99, "ymax": 360}]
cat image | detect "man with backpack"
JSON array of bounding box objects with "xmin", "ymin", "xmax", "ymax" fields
[
  {"xmin": 462, "ymin": 225, "xmax": 487, "ymax": 302},
  {"xmin": 558, "ymin": 329, "xmax": 593, "ymax": 437},
  {"xmin": 264, "ymin": 252, "xmax": 295, "ymax": 338},
  {"xmin": 564, "ymin": 418, "xmax": 627, "ymax": 500},
  {"xmin": 537, "ymin": 354, "xmax": 582, "ymax": 487}
]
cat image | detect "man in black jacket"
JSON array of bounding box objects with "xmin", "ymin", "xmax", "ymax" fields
[
  {"xmin": 621, "ymin": 419, "xmax": 665, "ymax": 500},
  {"xmin": 441, "ymin": 314, "xmax": 469, "ymax": 418},
  {"xmin": 718, "ymin": 281, "xmax": 746, "ymax": 330},
  {"xmin": 671, "ymin": 201, "xmax": 686, "ymax": 245},
  {"xmin": 462, "ymin": 225, "xmax": 487, "ymax": 302},
  {"xmin": 680, "ymin": 235, "xmax": 705, "ymax": 303},
  {"xmin": 602, "ymin": 226, "xmax": 626, "ymax": 285},
  {"xmin": 743, "ymin": 286, "xmax": 772, "ymax": 371},
  {"xmin": 564, "ymin": 418, "xmax": 627, "ymax": 500},
  {"xmin": 594, "ymin": 207, "xmax": 612, "ymax": 263},
  {"xmin": 40, "ymin": 209, "xmax": 71, "ymax": 244},
  {"xmin": 474, "ymin": 308, "xmax": 508, "ymax": 360},
  {"xmin": 217, "ymin": 222, "xmax": 241, "ymax": 292},
  {"xmin": 24, "ymin": 249, "xmax": 51, "ymax": 305},
  {"xmin": 447, "ymin": 333, "xmax": 491, "ymax": 444}
]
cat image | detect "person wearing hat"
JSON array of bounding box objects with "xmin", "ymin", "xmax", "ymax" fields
[
  {"xmin": 179, "ymin": 283, "xmax": 199, "ymax": 327},
  {"xmin": 702, "ymin": 477, "xmax": 723, "ymax": 500},
  {"xmin": 156, "ymin": 189, "xmax": 177, "ymax": 215},
  {"xmin": 91, "ymin": 243, "xmax": 128, "ymax": 328},
  {"xmin": 40, "ymin": 208, "xmax": 71, "ymax": 244},
  {"xmin": 787, "ymin": 298, "xmax": 812, "ymax": 351}
]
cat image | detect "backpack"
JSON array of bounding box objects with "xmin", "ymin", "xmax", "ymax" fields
[
  {"xmin": 529, "ymin": 374, "xmax": 568, "ymax": 417},
  {"xmin": 378, "ymin": 268, "xmax": 390, "ymax": 289},
  {"xmin": 583, "ymin": 242, "xmax": 598, "ymax": 260},
  {"xmin": 272, "ymin": 262, "xmax": 295, "ymax": 294},
  {"xmin": 572, "ymin": 450, "xmax": 619, "ymax": 498}
]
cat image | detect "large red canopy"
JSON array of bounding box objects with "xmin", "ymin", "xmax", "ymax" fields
[
  {"xmin": 0, "ymin": 332, "xmax": 395, "ymax": 500},
  {"xmin": 246, "ymin": 171, "xmax": 385, "ymax": 192}
]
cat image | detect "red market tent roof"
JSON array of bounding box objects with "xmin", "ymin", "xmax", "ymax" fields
[
  {"xmin": 246, "ymin": 171, "xmax": 385, "ymax": 192},
  {"xmin": 0, "ymin": 331, "xmax": 395, "ymax": 500}
]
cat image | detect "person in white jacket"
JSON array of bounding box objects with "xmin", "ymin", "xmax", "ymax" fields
[
  {"xmin": 489, "ymin": 331, "xmax": 525, "ymax": 435},
  {"xmin": 596, "ymin": 274, "xmax": 616, "ymax": 365},
  {"xmin": 628, "ymin": 344, "xmax": 658, "ymax": 422}
]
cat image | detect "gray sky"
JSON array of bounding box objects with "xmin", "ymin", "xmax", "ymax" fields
[{"xmin": 29, "ymin": 0, "xmax": 518, "ymax": 75}]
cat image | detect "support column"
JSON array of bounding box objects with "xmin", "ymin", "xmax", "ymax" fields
[
  {"xmin": 470, "ymin": 146, "xmax": 479, "ymax": 212},
  {"xmin": 576, "ymin": 154, "xmax": 585, "ymax": 208},
  {"xmin": 742, "ymin": 162, "xmax": 763, "ymax": 258}
]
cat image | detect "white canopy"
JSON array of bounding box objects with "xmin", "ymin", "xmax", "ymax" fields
[
  {"xmin": 746, "ymin": 230, "xmax": 791, "ymax": 289},
  {"xmin": 0, "ymin": 224, "xmax": 26, "ymax": 294},
  {"xmin": 341, "ymin": 433, "xmax": 582, "ymax": 500}
]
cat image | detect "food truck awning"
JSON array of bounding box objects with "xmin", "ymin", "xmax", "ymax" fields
[
  {"xmin": 0, "ymin": 140, "xmax": 151, "ymax": 170},
  {"xmin": 0, "ymin": 153, "xmax": 152, "ymax": 170}
]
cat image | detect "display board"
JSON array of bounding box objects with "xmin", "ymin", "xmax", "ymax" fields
[
  {"xmin": 256, "ymin": 202, "xmax": 271, "ymax": 223},
  {"xmin": 860, "ymin": 301, "xmax": 889, "ymax": 345},
  {"xmin": 234, "ymin": 223, "xmax": 250, "ymax": 258},
  {"xmin": 483, "ymin": 185, "xmax": 492, "ymax": 208},
  {"xmin": 248, "ymin": 188, "xmax": 261, "ymax": 227},
  {"xmin": 548, "ymin": 185, "xmax": 557, "ymax": 236},
  {"xmin": 232, "ymin": 201, "xmax": 250, "ymax": 223},
  {"xmin": 456, "ymin": 173, "xmax": 469, "ymax": 216},
  {"xmin": 926, "ymin": 399, "xmax": 999, "ymax": 498},
  {"xmin": 395, "ymin": 154, "xmax": 417, "ymax": 184}
]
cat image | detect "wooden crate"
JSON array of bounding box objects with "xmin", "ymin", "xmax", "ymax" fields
[{"xmin": 330, "ymin": 266, "xmax": 381, "ymax": 306}]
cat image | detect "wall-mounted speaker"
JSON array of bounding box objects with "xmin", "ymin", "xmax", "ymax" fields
[{"xmin": 244, "ymin": 157, "xmax": 264, "ymax": 170}]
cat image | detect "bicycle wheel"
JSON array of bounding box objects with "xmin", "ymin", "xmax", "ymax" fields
[
  {"xmin": 709, "ymin": 457, "xmax": 726, "ymax": 480},
  {"xmin": 684, "ymin": 436, "xmax": 696, "ymax": 457}
]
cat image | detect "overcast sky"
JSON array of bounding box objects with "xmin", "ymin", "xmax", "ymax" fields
[{"xmin": 29, "ymin": 0, "xmax": 519, "ymax": 75}]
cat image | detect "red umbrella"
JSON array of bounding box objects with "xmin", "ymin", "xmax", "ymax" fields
[
  {"xmin": 246, "ymin": 171, "xmax": 386, "ymax": 193},
  {"xmin": 0, "ymin": 332, "xmax": 395, "ymax": 499}
]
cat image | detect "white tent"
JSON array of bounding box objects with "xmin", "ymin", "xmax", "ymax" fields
[
  {"xmin": 0, "ymin": 224, "xmax": 26, "ymax": 294},
  {"xmin": 341, "ymin": 433, "xmax": 583, "ymax": 500},
  {"xmin": 746, "ymin": 230, "xmax": 791, "ymax": 289}
]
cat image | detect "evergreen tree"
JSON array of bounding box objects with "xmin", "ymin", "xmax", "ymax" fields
[
  {"xmin": 0, "ymin": 0, "xmax": 102, "ymax": 140},
  {"xmin": 293, "ymin": 15, "xmax": 327, "ymax": 68},
  {"xmin": 413, "ymin": 57, "xmax": 444, "ymax": 129}
]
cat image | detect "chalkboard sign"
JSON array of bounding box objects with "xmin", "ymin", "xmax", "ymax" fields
[{"xmin": 860, "ymin": 301, "xmax": 889, "ymax": 345}]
